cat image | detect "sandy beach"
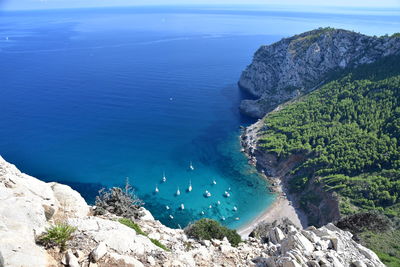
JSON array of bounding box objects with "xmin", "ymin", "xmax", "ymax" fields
[
  {"xmin": 238, "ymin": 120, "xmax": 308, "ymax": 238},
  {"xmin": 237, "ymin": 180, "xmax": 308, "ymax": 238}
]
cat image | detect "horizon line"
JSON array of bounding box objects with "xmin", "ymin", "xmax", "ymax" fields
[{"xmin": 2, "ymin": 3, "xmax": 400, "ymax": 13}]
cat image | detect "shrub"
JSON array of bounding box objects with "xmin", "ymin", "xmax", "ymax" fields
[
  {"xmin": 95, "ymin": 179, "xmax": 144, "ymax": 218},
  {"xmin": 335, "ymin": 212, "xmax": 393, "ymax": 234},
  {"xmin": 37, "ymin": 223, "xmax": 76, "ymax": 251},
  {"xmin": 184, "ymin": 218, "xmax": 242, "ymax": 247}
]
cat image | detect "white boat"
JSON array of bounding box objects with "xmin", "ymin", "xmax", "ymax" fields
[
  {"xmin": 166, "ymin": 205, "xmax": 170, "ymax": 210},
  {"xmin": 180, "ymin": 203, "xmax": 185, "ymax": 210},
  {"xmin": 201, "ymin": 211, "xmax": 205, "ymax": 215},
  {"xmin": 217, "ymin": 200, "xmax": 221, "ymax": 205},
  {"xmin": 169, "ymin": 215, "xmax": 174, "ymax": 219},
  {"xmin": 221, "ymin": 216, "xmax": 226, "ymax": 221},
  {"xmin": 176, "ymin": 187, "xmax": 181, "ymax": 196},
  {"xmin": 233, "ymin": 206, "xmax": 237, "ymax": 211},
  {"xmin": 204, "ymin": 190, "xmax": 211, "ymax": 198},
  {"xmin": 162, "ymin": 172, "xmax": 167, "ymax": 183},
  {"xmin": 189, "ymin": 161, "xmax": 194, "ymax": 171},
  {"xmin": 235, "ymin": 217, "xmax": 240, "ymax": 221},
  {"xmin": 209, "ymin": 205, "xmax": 212, "ymax": 209},
  {"xmin": 155, "ymin": 185, "xmax": 159, "ymax": 193},
  {"xmin": 212, "ymin": 180, "xmax": 217, "ymax": 185},
  {"xmin": 187, "ymin": 180, "xmax": 192, "ymax": 192},
  {"xmin": 5, "ymin": 37, "xmax": 9, "ymax": 41},
  {"xmin": 224, "ymin": 191, "xmax": 230, "ymax": 198}
]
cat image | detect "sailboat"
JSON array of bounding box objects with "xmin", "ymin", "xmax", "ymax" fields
[
  {"xmin": 212, "ymin": 180, "xmax": 217, "ymax": 185},
  {"xmin": 189, "ymin": 161, "xmax": 194, "ymax": 171},
  {"xmin": 176, "ymin": 187, "xmax": 181, "ymax": 196},
  {"xmin": 166, "ymin": 205, "xmax": 170, "ymax": 210},
  {"xmin": 224, "ymin": 191, "xmax": 230, "ymax": 198},
  {"xmin": 187, "ymin": 180, "xmax": 192, "ymax": 192},
  {"xmin": 233, "ymin": 206, "xmax": 238, "ymax": 211},
  {"xmin": 217, "ymin": 200, "xmax": 221, "ymax": 205},
  {"xmin": 162, "ymin": 172, "xmax": 167, "ymax": 183},
  {"xmin": 155, "ymin": 185, "xmax": 159, "ymax": 193},
  {"xmin": 180, "ymin": 203, "xmax": 185, "ymax": 210}
]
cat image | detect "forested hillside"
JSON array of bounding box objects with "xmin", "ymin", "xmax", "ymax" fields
[{"xmin": 257, "ymin": 56, "xmax": 400, "ymax": 265}]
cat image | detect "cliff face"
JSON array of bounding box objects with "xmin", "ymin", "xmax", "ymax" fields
[
  {"xmin": 0, "ymin": 156, "xmax": 385, "ymax": 267},
  {"xmin": 239, "ymin": 28, "xmax": 400, "ymax": 118},
  {"xmin": 241, "ymin": 120, "xmax": 341, "ymax": 227}
]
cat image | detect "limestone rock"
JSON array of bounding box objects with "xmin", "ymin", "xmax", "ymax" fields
[
  {"xmin": 107, "ymin": 252, "xmax": 145, "ymax": 267},
  {"xmin": 239, "ymin": 28, "xmax": 400, "ymax": 118},
  {"xmin": 140, "ymin": 207, "xmax": 155, "ymax": 221},
  {"xmin": 50, "ymin": 182, "xmax": 90, "ymax": 219},
  {"xmin": 66, "ymin": 249, "xmax": 80, "ymax": 267},
  {"xmin": 91, "ymin": 242, "xmax": 107, "ymax": 262}
]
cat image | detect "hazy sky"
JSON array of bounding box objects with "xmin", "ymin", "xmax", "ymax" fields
[{"xmin": 2, "ymin": 0, "xmax": 400, "ymax": 11}]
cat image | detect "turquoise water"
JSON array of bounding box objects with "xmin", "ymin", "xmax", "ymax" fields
[{"xmin": 0, "ymin": 7, "xmax": 398, "ymax": 229}]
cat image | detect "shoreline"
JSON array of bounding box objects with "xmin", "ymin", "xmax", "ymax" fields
[
  {"xmin": 237, "ymin": 177, "xmax": 307, "ymax": 238},
  {"xmin": 237, "ymin": 119, "xmax": 307, "ymax": 238}
]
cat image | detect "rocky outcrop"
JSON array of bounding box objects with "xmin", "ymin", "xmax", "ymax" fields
[
  {"xmin": 239, "ymin": 28, "xmax": 400, "ymax": 118},
  {"xmin": 0, "ymin": 156, "xmax": 89, "ymax": 267},
  {"xmin": 0, "ymin": 156, "xmax": 385, "ymax": 266}
]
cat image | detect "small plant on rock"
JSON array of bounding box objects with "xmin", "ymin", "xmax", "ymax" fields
[
  {"xmin": 118, "ymin": 218, "xmax": 147, "ymax": 236},
  {"xmin": 37, "ymin": 223, "xmax": 77, "ymax": 251},
  {"xmin": 118, "ymin": 218, "xmax": 170, "ymax": 251},
  {"xmin": 95, "ymin": 178, "xmax": 144, "ymax": 218},
  {"xmin": 184, "ymin": 218, "xmax": 242, "ymax": 247}
]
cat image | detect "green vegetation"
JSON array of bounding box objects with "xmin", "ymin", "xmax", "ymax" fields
[
  {"xmin": 259, "ymin": 56, "xmax": 400, "ymax": 218},
  {"xmin": 257, "ymin": 55, "xmax": 400, "ymax": 263},
  {"xmin": 149, "ymin": 238, "xmax": 170, "ymax": 251},
  {"xmin": 184, "ymin": 218, "xmax": 242, "ymax": 247},
  {"xmin": 359, "ymin": 230, "xmax": 400, "ymax": 267},
  {"xmin": 118, "ymin": 218, "xmax": 170, "ymax": 251},
  {"xmin": 37, "ymin": 223, "xmax": 76, "ymax": 251},
  {"xmin": 118, "ymin": 218, "xmax": 147, "ymax": 236}
]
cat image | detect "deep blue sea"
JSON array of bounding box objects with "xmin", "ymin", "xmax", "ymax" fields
[{"xmin": 0, "ymin": 6, "xmax": 399, "ymax": 229}]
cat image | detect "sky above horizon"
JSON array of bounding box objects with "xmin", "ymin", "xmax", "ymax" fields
[{"xmin": 1, "ymin": 0, "xmax": 399, "ymax": 11}]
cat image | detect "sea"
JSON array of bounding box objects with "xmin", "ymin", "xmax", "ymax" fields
[{"xmin": 0, "ymin": 6, "xmax": 399, "ymax": 229}]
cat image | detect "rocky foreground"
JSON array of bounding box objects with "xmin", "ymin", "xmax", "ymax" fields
[
  {"xmin": 239, "ymin": 28, "xmax": 400, "ymax": 118},
  {"xmin": 0, "ymin": 156, "xmax": 385, "ymax": 267}
]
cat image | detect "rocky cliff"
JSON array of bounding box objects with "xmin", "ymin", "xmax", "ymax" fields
[
  {"xmin": 239, "ymin": 28, "xmax": 400, "ymax": 118},
  {"xmin": 0, "ymin": 156, "xmax": 385, "ymax": 267}
]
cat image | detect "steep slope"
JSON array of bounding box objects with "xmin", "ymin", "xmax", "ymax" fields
[
  {"xmin": 0, "ymin": 156, "xmax": 385, "ymax": 267},
  {"xmin": 239, "ymin": 28, "xmax": 400, "ymax": 118},
  {"xmin": 241, "ymin": 50, "xmax": 400, "ymax": 265}
]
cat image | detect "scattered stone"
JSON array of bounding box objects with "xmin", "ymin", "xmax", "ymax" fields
[
  {"xmin": 91, "ymin": 242, "xmax": 107, "ymax": 262},
  {"xmin": 66, "ymin": 249, "xmax": 80, "ymax": 267}
]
